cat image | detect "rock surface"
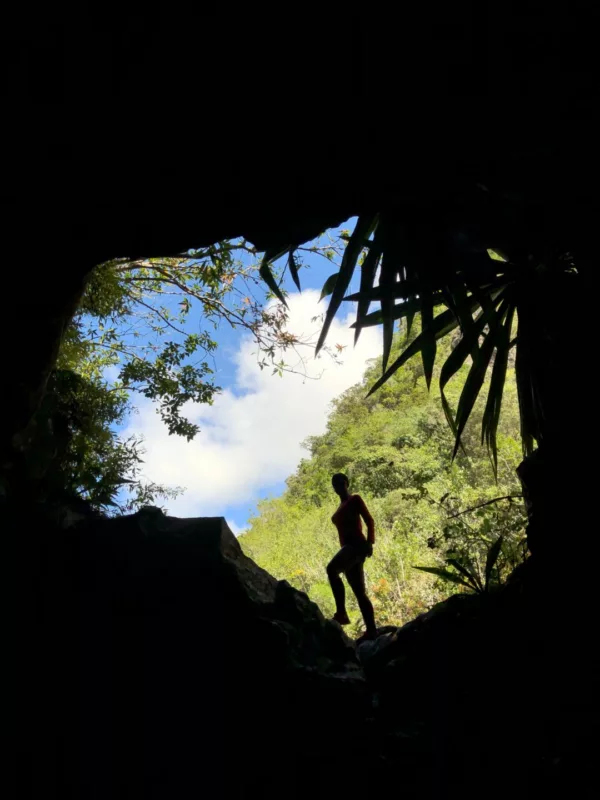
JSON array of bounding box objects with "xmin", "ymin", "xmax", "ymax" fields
[
  {"xmin": 19, "ymin": 512, "xmax": 367, "ymax": 798},
  {"xmin": 14, "ymin": 511, "xmax": 600, "ymax": 799}
]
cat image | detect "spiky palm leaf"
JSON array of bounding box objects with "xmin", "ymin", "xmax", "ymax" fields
[{"xmin": 259, "ymin": 200, "xmax": 572, "ymax": 468}]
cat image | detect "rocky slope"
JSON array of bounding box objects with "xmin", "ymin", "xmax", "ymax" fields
[
  {"xmin": 18, "ymin": 511, "xmax": 373, "ymax": 798},
  {"xmin": 13, "ymin": 509, "xmax": 599, "ymax": 799}
]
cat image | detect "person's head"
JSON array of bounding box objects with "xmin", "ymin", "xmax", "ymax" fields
[{"xmin": 331, "ymin": 473, "xmax": 350, "ymax": 497}]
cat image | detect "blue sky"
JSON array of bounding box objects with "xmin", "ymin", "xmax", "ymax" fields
[{"xmin": 116, "ymin": 223, "xmax": 384, "ymax": 533}]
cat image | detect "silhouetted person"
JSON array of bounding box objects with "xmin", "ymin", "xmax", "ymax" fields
[{"xmin": 327, "ymin": 473, "xmax": 377, "ymax": 639}]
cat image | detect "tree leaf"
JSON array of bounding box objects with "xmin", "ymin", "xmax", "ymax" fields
[
  {"xmin": 514, "ymin": 310, "xmax": 537, "ymax": 456},
  {"xmin": 319, "ymin": 272, "xmax": 339, "ymax": 303},
  {"xmin": 259, "ymin": 260, "xmax": 287, "ymax": 307},
  {"xmin": 420, "ymin": 288, "xmax": 436, "ymax": 389},
  {"xmin": 482, "ymin": 304, "xmax": 515, "ymax": 476},
  {"xmin": 262, "ymin": 245, "xmax": 291, "ymax": 265},
  {"xmin": 344, "ymin": 278, "xmax": 423, "ymax": 303},
  {"xmin": 412, "ymin": 565, "xmax": 474, "ymax": 591},
  {"xmin": 344, "ymin": 271, "xmax": 509, "ymax": 304},
  {"xmin": 439, "ymin": 287, "xmax": 507, "ymax": 436},
  {"xmin": 287, "ymin": 249, "xmax": 301, "ymax": 292},
  {"xmin": 484, "ymin": 535, "xmax": 504, "ymax": 591},
  {"xmin": 379, "ymin": 240, "xmax": 400, "ymax": 372},
  {"xmin": 443, "ymin": 279, "xmax": 479, "ymax": 334},
  {"xmin": 405, "ymin": 310, "xmax": 415, "ymax": 341},
  {"xmin": 451, "ymin": 300, "xmax": 509, "ymax": 460},
  {"xmin": 351, "ymin": 292, "xmax": 445, "ymax": 330},
  {"xmin": 366, "ymin": 307, "xmax": 460, "ymax": 397},
  {"xmin": 447, "ymin": 558, "xmax": 483, "ymax": 592},
  {"xmin": 316, "ymin": 212, "xmax": 379, "ymax": 355},
  {"xmin": 353, "ymin": 226, "xmax": 384, "ymax": 344}
]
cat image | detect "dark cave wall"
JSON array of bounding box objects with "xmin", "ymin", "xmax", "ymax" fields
[{"xmin": 2, "ymin": 7, "xmax": 598, "ymax": 464}]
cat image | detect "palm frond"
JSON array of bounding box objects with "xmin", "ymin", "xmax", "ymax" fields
[
  {"xmin": 412, "ymin": 565, "xmax": 475, "ymax": 591},
  {"xmin": 420, "ymin": 288, "xmax": 436, "ymax": 389},
  {"xmin": 447, "ymin": 558, "xmax": 483, "ymax": 592},
  {"xmin": 366, "ymin": 307, "xmax": 461, "ymax": 397},
  {"xmin": 353, "ymin": 226, "xmax": 384, "ymax": 344},
  {"xmin": 315, "ymin": 212, "xmax": 379, "ymax": 356},
  {"xmin": 257, "ymin": 204, "xmax": 562, "ymax": 461},
  {"xmin": 350, "ymin": 292, "xmax": 445, "ymax": 329},
  {"xmin": 451, "ymin": 299, "xmax": 510, "ymax": 459},
  {"xmin": 482, "ymin": 305, "xmax": 516, "ymax": 475},
  {"xmin": 287, "ymin": 249, "xmax": 301, "ymax": 292},
  {"xmin": 259, "ymin": 246, "xmax": 290, "ymax": 306}
]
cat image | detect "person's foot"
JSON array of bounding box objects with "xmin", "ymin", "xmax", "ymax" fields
[
  {"xmin": 332, "ymin": 610, "xmax": 351, "ymax": 625},
  {"xmin": 359, "ymin": 628, "xmax": 378, "ymax": 641}
]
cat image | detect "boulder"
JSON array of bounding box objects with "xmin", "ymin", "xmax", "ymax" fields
[
  {"xmin": 19, "ymin": 513, "xmax": 366, "ymax": 799},
  {"xmin": 19, "ymin": 510, "xmax": 597, "ymax": 799}
]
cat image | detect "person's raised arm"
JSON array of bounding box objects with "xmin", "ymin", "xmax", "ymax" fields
[{"xmin": 356, "ymin": 495, "xmax": 375, "ymax": 545}]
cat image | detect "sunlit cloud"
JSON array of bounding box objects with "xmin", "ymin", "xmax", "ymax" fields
[{"xmin": 122, "ymin": 290, "xmax": 382, "ymax": 518}]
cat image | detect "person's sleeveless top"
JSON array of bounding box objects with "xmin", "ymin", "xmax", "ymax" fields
[{"xmin": 331, "ymin": 495, "xmax": 367, "ymax": 547}]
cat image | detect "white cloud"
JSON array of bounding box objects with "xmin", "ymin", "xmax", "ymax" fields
[
  {"xmin": 123, "ymin": 290, "xmax": 382, "ymax": 518},
  {"xmin": 227, "ymin": 520, "xmax": 247, "ymax": 537}
]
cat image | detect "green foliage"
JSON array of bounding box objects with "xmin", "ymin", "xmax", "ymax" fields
[
  {"xmin": 414, "ymin": 533, "xmax": 507, "ymax": 595},
  {"xmin": 65, "ymin": 251, "xmax": 238, "ymax": 440},
  {"xmin": 260, "ymin": 202, "xmax": 579, "ymax": 463},
  {"xmin": 74, "ymin": 242, "xmax": 345, "ymax": 440},
  {"xmin": 8, "ymin": 235, "xmax": 353, "ymax": 514},
  {"xmin": 420, "ymin": 493, "xmax": 526, "ymax": 594},
  {"xmin": 7, "ymin": 367, "xmax": 183, "ymax": 514},
  {"xmin": 32, "ymin": 237, "xmax": 348, "ymax": 514},
  {"xmin": 319, "ymin": 273, "xmax": 339, "ymax": 302},
  {"xmin": 241, "ymin": 323, "xmax": 527, "ymax": 633}
]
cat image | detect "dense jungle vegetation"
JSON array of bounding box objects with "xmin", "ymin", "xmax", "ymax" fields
[{"xmin": 241, "ymin": 323, "xmax": 527, "ymax": 635}]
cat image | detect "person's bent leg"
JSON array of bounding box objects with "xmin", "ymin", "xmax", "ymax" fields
[
  {"xmin": 346, "ymin": 561, "xmax": 377, "ymax": 637},
  {"xmin": 327, "ymin": 548, "xmax": 354, "ymax": 623}
]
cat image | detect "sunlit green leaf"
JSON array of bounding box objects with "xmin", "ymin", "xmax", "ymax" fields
[{"xmin": 319, "ymin": 272, "xmax": 339, "ymax": 302}]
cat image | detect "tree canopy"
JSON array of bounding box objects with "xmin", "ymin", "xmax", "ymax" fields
[{"xmin": 11, "ymin": 237, "xmax": 343, "ymax": 514}]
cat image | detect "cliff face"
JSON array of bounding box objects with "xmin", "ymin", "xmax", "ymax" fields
[{"xmin": 14, "ymin": 509, "xmax": 600, "ymax": 799}]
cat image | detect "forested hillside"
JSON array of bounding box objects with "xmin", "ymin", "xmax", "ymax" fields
[{"xmin": 241, "ymin": 324, "xmax": 527, "ymax": 635}]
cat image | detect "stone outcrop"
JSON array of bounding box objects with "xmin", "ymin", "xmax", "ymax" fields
[
  {"xmin": 20, "ymin": 512, "xmax": 366, "ymax": 798},
  {"xmin": 15, "ymin": 510, "xmax": 600, "ymax": 798}
]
